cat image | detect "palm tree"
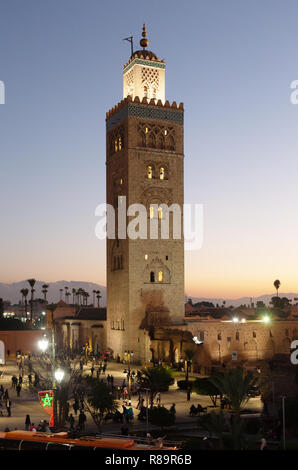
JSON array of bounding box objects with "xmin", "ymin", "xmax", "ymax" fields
[
  {"xmin": 199, "ymin": 410, "xmax": 226, "ymax": 449},
  {"xmin": 137, "ymin": 366, "xmax": 174, "ymax": 406},
  {"xmin": 96, "ymin": 291, "xmax": 102, "ymax": 308},
  {"xmin": 27, "ymin": 278, "xmax": 36, "ymax": 323},
  {"xmin": 92, "ymin": 290, "xmax": 96, "ymax": 307},
  {"xmin": 209, "ymin": 367, "xmax": 259, "ymax": 413},
  {"xmin": 42, "ymin": 284, "xmax": 49, "ymax": 302},
  {"xmin": 20, "ymin": 288, "xmax": 29, "ymax": 319},
  {"xmin": 64, "ymin": 286, "xmax": 69, "ymax": 302},
  {"xmin": 274, "ymin": 279, "xmax": 281, "ymax": 297},
  {"xmin": 72, "ymin": 288, "xmax": 76, "ymax": 305}
]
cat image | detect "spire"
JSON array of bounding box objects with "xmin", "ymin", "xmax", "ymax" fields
[{"xmin": 140, "ymin": 24, "xmax": 149, "ymax": 50}]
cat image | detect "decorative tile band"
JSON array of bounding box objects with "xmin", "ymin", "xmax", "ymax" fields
[
  {"xmin": 123, "ymin": 58, "xmax": 166, "ymax": 74},
  {"xmin": 106, "ymin": 104, "xmax": 183, "ymax": 131}
]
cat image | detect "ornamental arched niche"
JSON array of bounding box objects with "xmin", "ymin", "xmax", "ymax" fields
[
  {"xmin": 111, "ymin": 239, "xmax": 124, "ymax": 271},
  {"xmin": 143, "ymin": 256, "xmax": 171, "ymax": 284},
  {"xmin": 141, "ymin": 187, "xmax": 172, "ymax": 208}
]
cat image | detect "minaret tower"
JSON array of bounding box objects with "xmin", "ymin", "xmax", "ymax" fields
[{"xmin": 106, "ymin": 26, "xmax": 185, "ymax": 363}]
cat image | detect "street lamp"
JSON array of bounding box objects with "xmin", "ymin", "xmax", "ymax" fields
[
  {"xmin": 54, "ymin": 368, "xmax": 65, "ymax": 383},
  {"xmin": 38, "ymin": 338, "xmax": 49, "ymax": 353}
]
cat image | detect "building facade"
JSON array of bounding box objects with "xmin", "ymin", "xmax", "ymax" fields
[{"xmin": 106, "ymin": 26, "xmax": 185, "ymax": 363}]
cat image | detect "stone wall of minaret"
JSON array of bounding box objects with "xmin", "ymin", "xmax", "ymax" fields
[{"xmin": 106, "ymin": 33, "xmax": 185, "ymax": 363}]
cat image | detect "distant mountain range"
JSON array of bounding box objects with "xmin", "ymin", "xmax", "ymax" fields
[{"xmin": 1, "ymin": 281, "xmax": 297, "ymax": 308}]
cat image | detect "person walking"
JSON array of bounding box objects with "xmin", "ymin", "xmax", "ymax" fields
[
  {"xmin": 187, "ymin": 389, "xmax": 191, "ymax": 401},
  {"xmin": 6, "ymin": 399, "xmax": 11, "ymax": 417},
  {"xmin": 16, "ymin": 383, "xmax": 21, "ymax": 397},
  {"xmin": 69, "ymin": 413, "xmax": 75, "ymax": 430},
  {"xmin": 156, "ymin": 393, "xmax": 161, "ymax": 405},
  {"xmin": 78, "ymin": 411, "xmax": 86, "ymax": 431},
  {"xmin": 4, "ymin": 389, "xmax": 9, "ymax": 400},
  {"xmin": 25, "ymin": 415, "xmax": 31, "ymax": 431}
]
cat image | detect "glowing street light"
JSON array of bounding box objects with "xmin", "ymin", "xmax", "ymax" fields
[
  {"xmin": 263, "ymin": 315, "xmax": 270, "ymax": 323},
  {"xmin": 38, "ymin": 338, "xmax": 49, "ymax": 352},
  {"xmin": 232, "ymin": 317, "xmax": 239, "ymax": 323},
  {"xmin": 54, "ymin": 369, "xmax": 65, "ymax": 383}
]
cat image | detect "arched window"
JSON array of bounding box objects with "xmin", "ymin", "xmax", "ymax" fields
[
  {"xmin": 153, "ymin": 88, "xmax": 157, "ymax": 99},
  {"xmin": 149, "ymin": 133, "xmax": 156, "ymax": 148},
  {"xmin": 169, "ymin": 135, "xmax": 175, "ymax": 151},
  {"xmin": 147, "ymin": 165, "xmax": 153, "ymax": 179},
  {"xmin": 118, "ymin": 135, "xmax": 123, "ymax": 151},
  {"xmin": 160, "ymin": 167, "xmax": 165, "ymax": 180},
  {"xmin": 158, "ymin": 271, "xmax": 163, "ymax": 282},
  {"xmin": 140, "ymin": 131, "xmax": 146, "ymax": 147},
  {"xmin": 150, "ymin": 206, "xmax": 154, "ymax": 219},
  {"xmin": 144, "ymin": 86, "xmax": 148, "ymax": 98},
  {"xmin": 158, "ymin": 135, "xmax": 165, "ymax": 149},
  {"xmin": 150, "ymin": 271, "xmax": 155, "ymax": 283},
  {"xmin": 158, "ymin": 207, "xmax": 163, "ymax": 219}
]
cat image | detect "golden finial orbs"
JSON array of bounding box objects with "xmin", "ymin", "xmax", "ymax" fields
[{"xmin": 140, "ymin": 23, "xmax": 149, "ymax": 49}]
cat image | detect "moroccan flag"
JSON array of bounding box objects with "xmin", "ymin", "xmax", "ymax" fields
[{"xmin": 38, "ymin": 390, "xmax": 55, "ymax": 427}]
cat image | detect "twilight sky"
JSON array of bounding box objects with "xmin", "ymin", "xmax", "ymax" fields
[{"xmin": 1, "ymin": 0, "xmax": 298, "ymax": 298}]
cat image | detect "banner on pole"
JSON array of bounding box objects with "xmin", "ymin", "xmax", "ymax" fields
[{"xmin": 38, "ymin": 390, "xmax": 54, "ymax": 427}]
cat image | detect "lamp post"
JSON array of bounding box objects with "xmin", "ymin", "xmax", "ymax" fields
[{"xmin": 125, "ymin": 350, "xmax": 134, "ymax": 399}]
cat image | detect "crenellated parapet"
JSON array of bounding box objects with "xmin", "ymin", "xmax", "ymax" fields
[{"xmin": 106, "ymin": 95, "xmax": 183, "ymax": 120}]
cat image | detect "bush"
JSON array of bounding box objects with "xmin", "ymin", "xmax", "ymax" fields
[
  {"xmin": 177, "ymin": 380, "xmax": 195, "ymax": 390},
  {"xmin": 148, "ymin": 406, "xmax": 175, "ymax": 429}
]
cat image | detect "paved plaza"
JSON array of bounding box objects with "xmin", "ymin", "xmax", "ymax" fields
[{"xmin": 0, "ymin": 358, "xmax": 263, "ymax": 435}]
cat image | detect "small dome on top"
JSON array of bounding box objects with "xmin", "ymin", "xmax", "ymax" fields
[{"xmin": 131, "ymin": 50, "xmax": 157, "ymax": 60}]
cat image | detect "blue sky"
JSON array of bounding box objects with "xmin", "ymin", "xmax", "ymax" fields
[{"xmin": 1, "ymin": 0, "xmax": 298, "ymax": 297}]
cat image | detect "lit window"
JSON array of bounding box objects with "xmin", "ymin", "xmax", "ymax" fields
[
  {"xmin": 150, "ymin": 206, "xmax": 154, "ymax": 219},
  {"xmin": 147, "ymin": 165, "xmax": 153, "ymax": 179},
  {"xmin": 164, "ymin": 130, "xmax": 167, "ymax": 136},
  {"xmin": 158, "ymin": 271, "xmax": 163, "ymax": 282},
  {"xmin": 114, "ymin": 139, "xmax": 118, "ymax": 152},
  {"xmin": 145, "ymin": 254, "xmax": 148, "ymax": 260},
  {"xmin": 158, "ymin": 207, "xmax": 163, "ymax": 219},
  {"xmin": 118, "ymin": 136, "xmax": 122, "ymax": 151},
  {"xmin": 120, "ymin": 178, "xmax": 123, "ymax": 185},
  {"xmin": 145, "ymin": 127, "xmax": 149, "ymax": 134},
  {"xmin": 160, "ymin": 167, "xmax": 165, "ymax": 180}
]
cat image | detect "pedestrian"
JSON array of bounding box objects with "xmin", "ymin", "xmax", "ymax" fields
[
  {"xmin": 91, "ymin": 366, "xmax": 94, "ymax": 377},
  {"xmin": 25, "ymin": 414, "xmax": 31, "ymax": 431},
  {"xmin": 4, "ymin": 389, "xmax": 9, "ymax": 400},
  {"xmin": 187, "ymin": 389, "xmax": 191, "ymax": 401},
  {"xmin": 30, "ymin": 423, "xmax": 37, "ymax": 432},
  {"xmin": 16, "ymin": 384, "xmax": 21, "ymax": 397},
  {"xmin": 156, "ymin": 392, "xmax": 161, "ymax": 405},
  {"xmin": 78, "ymin": 411, "xmax": 86, "ymax": 431},
  {"xmin": 69, "ymin": 413, "xmax": 75, "ymax": 430},
  {"xmin": 6, "ymin": 399, "xmax": 11, "ymax": 417},
  {"xmin": 260, "ymin": 437, "xmax": 267, "ymax": 450},
  {"xmin": 170, "ymin": 403, "xmax": 176, "ymax": 415},
  {"xmin": 73, "ymin": 400, "xmax": 79, "ymax": 416},
  {"xmin": 28, "ymin": 374, "xmax": 32, "ymax": 385}
]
